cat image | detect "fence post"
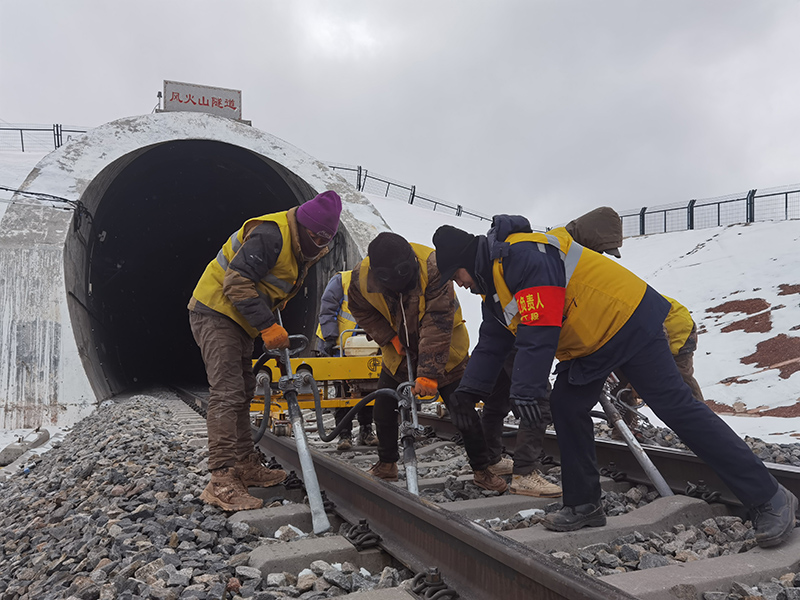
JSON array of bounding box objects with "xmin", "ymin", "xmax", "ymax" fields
[
  {"xmin": 456, "ymin": 204, "xmax": 463, "ymax": 216},
  {"xmin": 361, "ymin": 169, "xmax": 368, "ymax": 192},
  {"xmin": 746, "ymin": 189, "xmax": 757, "ymax": 223},
  {"xmin": 409, "ymin": 185, "xmax": 415, "ymax": 205},
  {"xmin": 687, "ymin": 199, "xmax": 696, "ymax": 230},
  {"xmin": 356, "ymin": 166, "xmax": 362, "ymax": 191},
  {"xmin": 53, "ymin": 124, "xmax": 63, "ymax": 149},
  {"xmin": 20, "ymin": 129, "xmax": 25, "ymax": 152},
  {"xmin": 639, "ymin": 207, "xmax": 647, "ymax": 236}
]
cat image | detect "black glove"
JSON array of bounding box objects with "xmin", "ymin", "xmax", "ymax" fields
[
  {"xmin": 512, "ymin": 398, "xmax": 543, "ymax": 427},
  {"xmin": 318, "ymin": 338, "xmax": 336, "ymax": 357},
  {"xmin": 447, "ymin": 390, "xmax": 480, "ymax": 431}
]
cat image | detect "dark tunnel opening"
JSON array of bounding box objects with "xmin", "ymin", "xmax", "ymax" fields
[{"xmin": 86, "ymin": 140, "xmax": 321, "ymax": 391}]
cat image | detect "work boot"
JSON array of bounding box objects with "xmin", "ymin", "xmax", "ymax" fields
[
  {"xmin": 473, "ymin": 469, "xmax": 508, "ymax": 493},
  {"xmin": 542, "ymin": 502, "xmax": 606, "ymax": 532},
  {"xmin": 235, "ymin": 453, "xmax": 287, "ymax": 488},
  {"xmin": 200, "ymin": 467, "xmax": 263, "ymax": 512},
  {"xmin": 751, "ymin": 484, "xmax": 798, "ymax": 548},
  {"xmin": 337, "ymin": 433, "xmax": 352, "ymax": 451},
  {"xmin": 367, "ymin": 461, "xmax": 398, "ymax": 481},
  {"xmin": 359, "ymin": 424, "xmax": 378, "ymax": 446},
  {"xmin": 510, "ymin": 471, "xmax": 562, "ymax": 498},
  {"xmin": 487, "ymin": 456, "xmax": 514, "ymax": 476}
]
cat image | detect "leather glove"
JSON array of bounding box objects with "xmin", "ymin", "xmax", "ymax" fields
[
  {"xmin": 447, "ymin": 390, "xmax": 480, "ymax": 431},
  {"xmin": 414, "ymin": 377, "xmax": 438, "ymax": 397},
  {"xmin": 512, "ymin": 398, "xmax": 543, "ymax": 427},
  {"xmin": 320, "ymin": 338, "xmax": 336, "ymax": 357},
  {"xmin": 391, "ymin": 335, "xmax": 406, "ymax": 356},
  {"xmin": 261, "ymin": 323, "xmax": 290, "ymax": 349}
]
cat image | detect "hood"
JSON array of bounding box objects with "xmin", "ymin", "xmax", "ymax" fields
[
  {"xmin": 487, "ymin": 214, "xmax": 533, "ymax": 260},
  {"xmin": 565, "ymin": 206, "xmax": 622, "ymax": 255}
]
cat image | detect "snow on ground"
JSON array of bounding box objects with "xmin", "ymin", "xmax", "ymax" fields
[{"xmin": 2, "ymin": 150, "xmax": 800, "ymax": 446}]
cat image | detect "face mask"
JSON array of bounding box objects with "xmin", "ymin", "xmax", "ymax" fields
[
  {"xmin": 373, "ymin": 260, "xmax": 416, "ymax": 293},
  {"xmin": 299, "ymin": 227, "xmax": 328, "ymax": 259}
]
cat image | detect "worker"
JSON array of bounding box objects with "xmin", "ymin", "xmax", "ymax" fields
[
  {"xmin": 432, "ymin": 215, "xmax": 797, "ymax": 547},
  {"xmin": 188, "ymin": 191, "xmax": 342, "ymax": 511},
  {"xmin": 563, "ymin": 207, "xmax": 704, "ymax": 432},
  {"xmin": 348, "ymin": 231, "xmax": 507, "ymax": 492},
  {"xmin": 315, "ymin": 270, "xmax": 378, "ymax": 450}
]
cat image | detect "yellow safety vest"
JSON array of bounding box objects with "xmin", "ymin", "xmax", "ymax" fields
[
  {"xmin": 315, "ymin": 270, "xmax": 359, "ymax": 346},
  {"xmin": 358, "ymin": 243, "xmax": 469, "ymax": 376},
  {"xmin": 492, "ymin": 227, "xmax": 647, "ymax": 361},
  {"xmin": 663, "ymin": 296, "xmax": 694, "ymax": 355},
  {"xmin": 191, "ymin": 211, "xmax": 301, "ymax": 337}
]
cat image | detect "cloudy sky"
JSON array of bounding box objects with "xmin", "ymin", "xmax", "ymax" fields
[{"xmin": 2, "ymin": 1, "xmax": 800, "ymax": 226}]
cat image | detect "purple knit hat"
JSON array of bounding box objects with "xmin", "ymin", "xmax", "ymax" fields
[{"xmin": 296, "ymin": 191, "xmax": 342, "ymax": 240}]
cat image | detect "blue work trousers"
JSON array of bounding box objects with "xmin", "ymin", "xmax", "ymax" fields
[{"xmin": 551, "ymin": 330, "xmax": 777, "ymax": 508}]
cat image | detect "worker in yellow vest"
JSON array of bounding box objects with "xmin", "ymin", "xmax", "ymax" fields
[
  {"xmin": 315, "ymin": 270, "xmax": 378, "ymax": 450},
  {"xmin": 348, "ymin": 231, "xmax": 506, "ymax": 492},
  {"xmin": 564, "ymin": 206, "xmax": 704, "ymax": 400},
  {"xmin": 432, "ymin": 215, "xmax": 796, "ymax": 547},
  {"xmin": 188, "ymin": 191, "xmax": 342, "ymax": 511}
]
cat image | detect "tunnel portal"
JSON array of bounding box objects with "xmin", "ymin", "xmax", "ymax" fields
[
  {"xmin": 0, "ymin": 112, "xmax": 384, "ymax": 428},
  {"xmin": 86, "ymin": 140, "xmax": 317, "ymax": 391}
]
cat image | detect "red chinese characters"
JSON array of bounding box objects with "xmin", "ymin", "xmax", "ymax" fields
[{"xmin": 514, "ymin": 286, "xmax": 565, "ymax": 327}]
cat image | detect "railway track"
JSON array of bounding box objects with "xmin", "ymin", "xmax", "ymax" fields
[{"xmin": 175, "ymin": 387, "xmax": 800, "ymax": 600}]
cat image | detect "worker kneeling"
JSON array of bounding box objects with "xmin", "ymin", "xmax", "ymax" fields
[{"xmin": 433, "ymin": 215, "xmax": 797, "ymax": 547}]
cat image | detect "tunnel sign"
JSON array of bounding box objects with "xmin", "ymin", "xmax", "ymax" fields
[{"xmin": 163, "ymin": 80, "xmax": 242, "ymax": 120}]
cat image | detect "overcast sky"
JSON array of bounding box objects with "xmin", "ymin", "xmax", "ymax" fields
[{"xmin": 2, "ymin": 1, "xmax": 800, "ymax": 226}]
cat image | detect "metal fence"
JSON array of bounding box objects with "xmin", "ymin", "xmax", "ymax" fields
[
  {"xmin": 0, "ymin": 124, "xmax": 89, "ymax": 152},
  {"xmin": 619, "ymin": 185, "xmax": 800, "ymax": 237},
  {"xmin": 0, "ymin": 124, "xmax": 492, "ymax": 222},
  {"xmin": 327, "ymin": 163, "xmax": 491, "ymax": 222}
]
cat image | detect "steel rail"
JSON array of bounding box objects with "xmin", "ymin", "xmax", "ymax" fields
[
  {"xmin": 256, "ymin": 429, "xmax": 637, "ymax": 600},
  {"xmin": 175, "ymin": 388, "xmax": 636, "ymax": 600}
]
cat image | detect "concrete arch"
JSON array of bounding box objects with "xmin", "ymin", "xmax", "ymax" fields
[{"xmin": 0, "ymin": 112, "xmax": 390, "ymax": 428}]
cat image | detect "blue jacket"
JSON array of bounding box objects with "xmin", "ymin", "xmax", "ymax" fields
[{"xmin": 459, "ymin": 215, "xmax": 670, "ymax": 402}]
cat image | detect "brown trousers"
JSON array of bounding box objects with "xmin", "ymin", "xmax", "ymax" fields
[{"xmin": 189, "ymin": 311, "xmax": 256, "ymax": 471}]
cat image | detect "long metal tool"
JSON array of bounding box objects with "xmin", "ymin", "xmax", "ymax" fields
[
  {"xmin": 275, "ymin": 310, "xmax": 331, "ymax": 533},
  {"xmin": 598, "ymin": 384, "xmax": 673, "ymax": 498},
  {"xmin": 397, "ymin": 295, "xmax": 424, "ymax": 495}
]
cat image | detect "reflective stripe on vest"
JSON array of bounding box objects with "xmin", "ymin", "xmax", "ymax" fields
[
  {"xmin": 191, "ymin": 211, "xmax": 299, "ymax": 337},
  {"xmin": 494, "ymin": 232, "xmax": 583, "ymax": 328},
  {"xmin": 492, "ymin": 227, "xmax": 646, "ymax": 360}
]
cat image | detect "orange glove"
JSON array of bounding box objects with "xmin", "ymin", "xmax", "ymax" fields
[
  {"xmin": 414, "ymin": 377, "xmax": 438, "ymax": 397},
  {"xmin": 391, "ymin": 335, "xmax": 406, "ymax": 356},
  {"xmin": 261, "ymin": 323, "xmax": 289, "ymax": 349}
]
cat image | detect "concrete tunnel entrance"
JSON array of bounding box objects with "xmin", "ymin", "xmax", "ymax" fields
[
  {"xmin": 1, "ymin": 112, "xmax": 385, "ymax": 427},
  {"xmin": 85, "ymin": 140, "xmax": 328, "ymax": 391}
]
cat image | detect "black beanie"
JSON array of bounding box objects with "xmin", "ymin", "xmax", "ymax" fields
[
  {"xmin": 368, "ymin": 232, "xmax": 417, "ymax": 292},
  {"xmin": 432, "ymin": 225, "xmax": 478, "ymax": 284}
]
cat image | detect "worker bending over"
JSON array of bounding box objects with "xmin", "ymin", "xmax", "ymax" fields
[
  {"xmin": 188, "ymin": 191, "xmax": 342, "ymax": 511},
  {"xmin": 433, "ymin": 214, "xmax": 796, "ymax": 547}
]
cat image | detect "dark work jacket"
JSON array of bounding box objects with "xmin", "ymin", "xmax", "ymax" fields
[{"xmin": 459, "ymin": 214, "xmax": 670, "ymax": 402}]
